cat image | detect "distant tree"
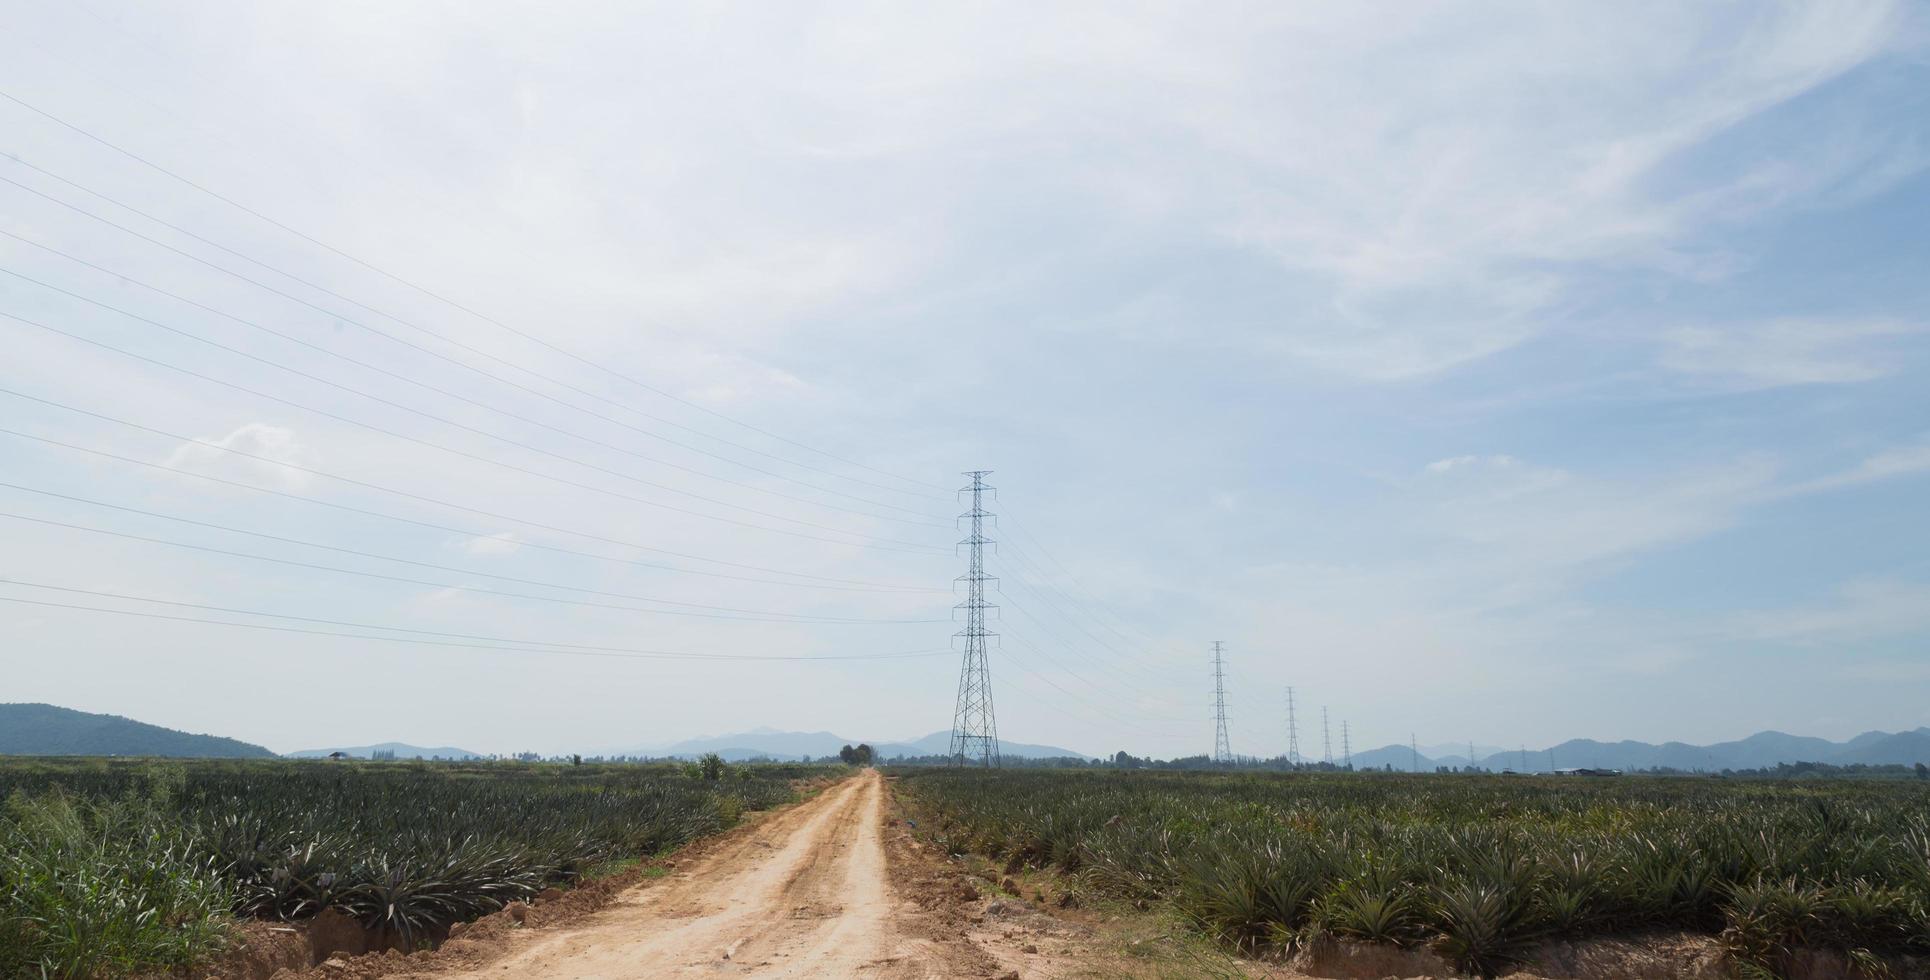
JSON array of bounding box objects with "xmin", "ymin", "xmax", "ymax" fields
[
  {"xmin": 1916, "ymin": 762, "xmax": 1928, "ymax": 781},
  {"xmin": 571, "ymin": 754, "xmax": 582, "ymax": 766},
  {"xmin": 854, "ymin": 743, "xmax": 875, "ymax": 765},
  {"xmin": 838, "ymin": 744, "xmax": 858, "ymax": 765}
]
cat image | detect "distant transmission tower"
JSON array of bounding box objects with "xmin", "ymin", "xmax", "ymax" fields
[
  {"xmin": 1285, "ymin": 687, "xmax": 1301, "ymax": 766},
  {"xmin": 1469, "ymin": 740, "xmax": 1478, "ymax": 772},
  {"xmin": 948, "ymin": 471, "xmax": 1000, "ymax": 767},
  {"xmin": 1211, "ymin": 642, "xmax": 1232, "ymax": 764},
  {"xmin": 1321, "ymin": 706, "xmax": 1332, "ymax": 766},
  {"xmin": 1410, "ymin": 733, "xmax": 1420, "ymax": 773},
  {"xmin": 1341, "ymin": 720, "xmax": 1352, "ymax": 769},
  {"xmin": 1520, "ymin": 744, "xmax": 1528, "ymax": 772}
]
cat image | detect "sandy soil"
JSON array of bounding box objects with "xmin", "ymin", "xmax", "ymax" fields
[{"xmin": 384, "ymin": 770, "xmax": 976, "ymax": 979}]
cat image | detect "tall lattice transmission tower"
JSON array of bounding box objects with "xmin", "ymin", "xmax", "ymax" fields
[
  {"xmin": 1285, "ymin": 687, "xmax": 1301, "ymax": 766},
  {"xmin": 1210, "ymin": 642, "xmax": 1232, "ymax": 763},
  {"xmin": 948, "ymin": 470, "xmax": 1000, "ymax": 767},
  {"xmin": 1322, "ymin": 706, "xmax": 1333, "ymax": 766},
  {"xmin": 1342, "ymin": 720, "xmax": 1352, "ymax": 769}
]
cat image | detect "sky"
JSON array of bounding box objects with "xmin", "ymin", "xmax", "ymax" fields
[{"xmin": 2, "ymin": 1, "xmax": 1928, "ymax": 759}]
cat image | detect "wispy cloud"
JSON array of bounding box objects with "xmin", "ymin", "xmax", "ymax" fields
[
  {"xmin": 1788, "ymin": 437, "xmax": 1930, "ymax": 494},
  {"xmin": 1411, "ymin": 453, "xmax": 1779, "ymax": 605},
  {"xmin": 164, "ymin": 423, "xmax": 312, "ymax": 490},
  {"xmin": 1658, "ymin": 317, "xmax": 1920, "ymax": 388},
  {"xmin": 463, "ymin": 532, "xmax": 522, "ymax": 556},
  {"xmin": 1731, "ymin": 579, "xmax": 1930, "ymax": 644},
  {"xmin": 1173, "ymin": 3, "xmax": 1917, "ymax": 379},
  {"xmin": 4, "ymin": 1, "xmax": 1927, "ymax": 754}
]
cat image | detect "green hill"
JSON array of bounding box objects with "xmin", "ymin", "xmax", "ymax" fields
[{"xmin": 0, "ymin": 703, "xmax": 275, "ymax": 758}]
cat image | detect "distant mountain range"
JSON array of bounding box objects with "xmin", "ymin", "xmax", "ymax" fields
[
  {"xmin": 287, "ymin": 742, "xmax": 485, "ymax": 760},
  {"xmin": 8, "ymin": 703, "xmax": 1929, "ymax": 771},
  {"xmin": 1350, "ymin": 728, "xmax": 1930, "ymax": 772},
  {"xmin": 633, "ymin": 728, "xmax": 1092, "ymax": 762},
  {"xmin": 0, "ymin": 703, "xmax": 275, "ymax": 758}
]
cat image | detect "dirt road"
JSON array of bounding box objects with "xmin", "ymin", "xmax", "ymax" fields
[
  {"xmin": 234, "ymin": 771, "xmax": 1742, "ymax": 980},
  {"xmin": 397, "ymin": 770, "xmax": 953, "ymax": 979}
]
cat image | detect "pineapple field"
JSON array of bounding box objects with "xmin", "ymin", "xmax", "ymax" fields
[
  {"xmin": 894, "ymin": 768, "xmax": 1930, "ymax": 977},
  {"xmin": 0, "ymin": 757, "xmax": 810, "ymax": 979}
]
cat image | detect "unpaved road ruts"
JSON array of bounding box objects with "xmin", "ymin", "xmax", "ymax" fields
[
  {"xmin": 366, "ymin": 770, "xmax": 1753, "ymax": 980},
  {"xmin": 397, "ymin": 770, "xmax": 946, "ymax": 979}
]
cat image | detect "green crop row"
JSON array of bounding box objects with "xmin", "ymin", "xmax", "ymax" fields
[
  {"xmin": 892, "ymin": 768, "xmax": 1930, "ymax": 978},
  {"xmin": 0, "ymin": 758, "xmax": 817, "ymax": 979}
]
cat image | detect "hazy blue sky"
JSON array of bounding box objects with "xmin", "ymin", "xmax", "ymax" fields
[{"xmin": 2, "ymin": 1, "xmax": 1927, "ymax": 758}]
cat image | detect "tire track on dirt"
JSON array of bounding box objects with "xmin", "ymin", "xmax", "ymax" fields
[{"xmin": 391, "ymin": 770, "xmax": 943, "ymax": 979}]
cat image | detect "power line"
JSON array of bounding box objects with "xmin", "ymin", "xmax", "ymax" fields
[
  {"xmin": 984, "ymin": 597, "xmax": 1193, "ymax": 723},
  {"xmin": 991, "ymin": 515, "xmax": 1224, "ymax": 714},
  {"xmin": 2, "ymin": 310, "xmax": 948, "ymax": 554},
  {"xmin": 0, "ymin": 482, "xmax": 932, "ymax": 615},
  {"xmin": 0, "ymin": 92, "xmax": 945, "ymax": 494},
  {"xmin": 957, "ymin": 544, "xmax": 1212, "ymax": 729},
  {"xmin": 988, "ymin": 589, "xmax": 1194, "ymax": 718},
  {"xmin": 999, "ymin": 510, "xmax": 1172, "ymax": 652},
  {"xmin": 988, "ymin": 534, "xmax": 1190, "ymax": 691},
  {"xmin": 986, "ymin": 516, "xmax": 1272, "ymax": 743},
  {"xmin": 0, "ymin": 578, "xmax": 951, "ymax": 663},
  {"xmin": 0, "ymin": 275, "xmax": 945, "ymax": 530},
  {"xmin": 937, "ymin": 523, "xmax": 1196, "ymax": 728},
  {"xmin": 0, "ymin": 413, "xmax": 945, "ymax": 594},
  {"xmin": 992, "ymin": 628, "xmax": 1191, "ymax": 741},
  {"xmin": 0, "ymin": 222, "xmax": 947, "ymax": 523},
  {"xmin": 0, "ymin": 504, "xmax": 944, "ymax": 626}
]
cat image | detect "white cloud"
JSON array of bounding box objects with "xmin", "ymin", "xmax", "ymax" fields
[
  {"xmin": 1424, "ymin": 454, "xmax": 1520, "ymax": 474},
  {"xmin": 73, "ymin": 0, "xmax": 1907, "ymax": 387},
  {"xmin": 1658, "ymin": 317, "xmax": 1920, "ymax": 388},
  {"xmin": 163, "ymin": 423, "xmax": 313, "ymax": 490},
  {"xmin": 1787, "ymin": 437, "xmax": 1930, "ymax": 494},
  {"xmin": 1842, "ymin": 661, "xmax": 1930, "ymax": 682},
  {"xmin": 1417, "ymin": 454, "xmax": 1574, "ymax": 508},
  {"xmin": 1842, "ymin": 442, "xmax": 1930, "ymax": 483},
  {"xmin": 1217, "ymin": 450, "xmax": 1770, "ymax": 637},
  {"xmin": 1731, "ymin": 579, "xmax": 1930, "ymax": 644},
  {"xmin": 463, "ymin": 531, "xmax": 522, "ymax": 556},
  {"xmin": 3, "ymin": 2, "xmax": 1927, "ymax": 755},
  {"xmin": 1165, "ymin": 2, "xmax": 1915, "ymax": 378}
]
